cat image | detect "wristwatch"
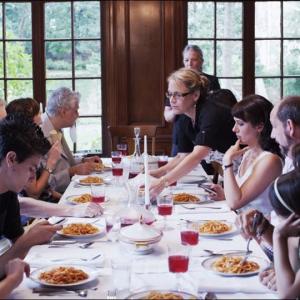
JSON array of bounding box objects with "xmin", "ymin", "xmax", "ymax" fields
[
  {"xmin": 222, "ymin": 163, "xmax": 233, "ymax": 171},
  {"xmin": 44, "ymin": 166, "xmax": 54, "ymax": 174}
]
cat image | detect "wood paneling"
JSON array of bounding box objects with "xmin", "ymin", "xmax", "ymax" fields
[{"xmin": 102, "ymin": 1, "xmax": 186, "ymax": 156}]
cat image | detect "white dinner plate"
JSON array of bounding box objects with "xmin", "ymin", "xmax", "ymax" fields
[
  {"xmin": 202, "ymin": 254, "xmax": 270, "ymax": 277},
  {"xmin": 56, "ymin": 223, "xmax": 103, "ymax": 239},
  {"xmin": 172, "ymin": 192, "xmax": 209, "ymax": 204},
  {"xmin": 66, "ymin": 194, "xmax": 110, "ymax": 205},
  {"xmin": 74, "ymin": 176, "xmax": 105, "ymax": 186},
  {"xmin": 30, "ymin": 264, "xmax": 98, "ymax": 287},
  {"xmin": 198, "ymin": 221, "xmax": 238, "ymax": 237},
  {"xmin": 126, "ymin": 289, "xmax": 198, "ymax": 299}
]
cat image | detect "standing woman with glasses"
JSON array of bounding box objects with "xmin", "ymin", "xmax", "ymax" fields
[{"xmin": 150, "ymin": 67, "xmax": 236, "ymax": 196}]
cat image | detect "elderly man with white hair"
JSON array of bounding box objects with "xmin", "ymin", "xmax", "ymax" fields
[{"xmin": 41, "ymin": 87, "xmax": 101, "ymax": 193}]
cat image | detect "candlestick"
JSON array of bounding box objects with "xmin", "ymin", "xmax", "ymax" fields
[{"xmin": 144, "ymin": 135, "xmax": 150, "ymax": 206}]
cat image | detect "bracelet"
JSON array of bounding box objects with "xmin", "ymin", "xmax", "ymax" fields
[
  {"xmin": 160, "ymin": 176, "xmax": 169, "ymax": 188},
  {"xmin": 44, "ymin": 166, "xmax": 54, "ymax": 174},
  {"xmin": 223, "ymin": 163, "xmax": 233, "ymax": 170}
]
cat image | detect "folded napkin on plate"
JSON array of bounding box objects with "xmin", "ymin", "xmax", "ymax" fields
[{"xmin": 25, "ymin": 248, "xmax": 105, "ymax": 268}]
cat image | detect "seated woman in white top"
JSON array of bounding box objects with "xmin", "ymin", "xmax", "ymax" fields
[{"xmin": 210, "ymin": 95, "xmax": 282, "ymax": 215}]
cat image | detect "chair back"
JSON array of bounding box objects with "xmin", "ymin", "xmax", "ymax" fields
[
  {"xmin": 107, "ymin": 125, "xmax": 158, "ymax": 155},
  {"xmin": 211, "ymin": 161, "xmax": 223, "ymax": 184}
]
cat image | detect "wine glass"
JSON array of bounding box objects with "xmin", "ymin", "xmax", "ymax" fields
[
  {"xmin": 168, "ymin": 243, "xmax": 190, "ymax": 291},
  {"xmin": 112, "ymin": 162, "xmax": 124, "ymax": 186},
  {"xmin": 117, "ymin": 143, "xmax": 128, "ymax": 156},
  {"xmin": 111, "ymin": 151, "xmax": 122, "ymax": 164},
  {"xmin": 157, "ymin": 193, "xmax": 173, "ymax": 231},
  {"xmin": 105, "ymin": 214, "xmax": 121, "ymax": 242},
  {"xmin": 180, "ymin": 220, "xmax": 199, "ymax": 246}
]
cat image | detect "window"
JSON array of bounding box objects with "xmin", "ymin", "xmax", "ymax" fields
[
  {"xmin": 187, "ymin": 1, "xmax": 300, "ymax": 102},
  {"xmin": 188, "ymin": 2, "xmax": 243, "ymax": 100},
  {"xmin": 0, "ymin": 1, "xmax": 102, "ymax": 154}
]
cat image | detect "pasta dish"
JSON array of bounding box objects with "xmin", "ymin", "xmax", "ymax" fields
[
  {"xmin": 61, "ymin": 223, "xmax": 99, "ymax": 235},
  {"xmin": 143, "ymin": 291, "xmax": 184, "ymax": 300},
  {"xmin": 212, "ymin": 255, "xmax": 259, "ymax": 274},
  {"xmin": 72, "ymin": 193, "xmax": 92, "ymax": 203},
  {"xmin": 199, "ymin": 221, "xmax": 231, "ymax": 234},
  {"xmin": 39, "ymin": 266, "xmax": 88, "ymax": 284},
  {"xmin": 173, "ymin": 193, "xmax": 200, "ymax": 203},
  {"xmin": 79, "ymin": 176, "xmax": 104, "ymax": 184}
]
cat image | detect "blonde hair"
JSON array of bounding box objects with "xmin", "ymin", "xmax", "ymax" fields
[{"xmin": 167, "ymin": 67, "xmax": 208, "ymax": 93}]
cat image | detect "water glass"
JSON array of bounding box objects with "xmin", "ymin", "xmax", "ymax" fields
[
  {"xmin": 117, "ymin": 143, "xmax": 128, "ymax": 156},
  {"xmin": 111, "ymin": 258, "xmax": 131, "ymax": 292},
  {"xmin": 91, "ymin": 184, "xmax": 106, "ymax": 203},
  {"xmin": 105, "ymin": 214, "xmax": 120, "ymax": 242},
  {"xmin": 112, "ymin": 162, "xmax": 124, "ymax": 185}
]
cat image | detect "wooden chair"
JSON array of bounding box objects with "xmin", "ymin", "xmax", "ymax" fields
[
  {"xmin": 211, "ymin": 161, "xmax": 224, "ymax": 184},
  {"xmin": 107, "ymin": 125, "xmax": 158, "ymax": 155}
]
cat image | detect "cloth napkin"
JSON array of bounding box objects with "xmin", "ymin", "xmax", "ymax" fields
[{"xmin": 25, "ymin": 248, "xmax": 105, "ymax": 268}]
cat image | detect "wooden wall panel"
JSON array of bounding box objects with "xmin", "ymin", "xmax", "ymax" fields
[{"xmin": 102, "ymin": 0, "xmax": 187, "ymax": 156}]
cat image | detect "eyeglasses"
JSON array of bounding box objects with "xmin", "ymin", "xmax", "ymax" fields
[{"xmin": 165, "ymin": 91, "xmax": 193, "ymax": 100}]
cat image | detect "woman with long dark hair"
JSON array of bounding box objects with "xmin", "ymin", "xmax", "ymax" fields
[{"xmin": 211, "ymin": 95, "xmax": 282, "ymax": 215}]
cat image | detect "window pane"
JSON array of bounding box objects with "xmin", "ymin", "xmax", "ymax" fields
[
  {"xmin": 0, "ymin": 4, "xmax": 2, "ymax": 39},
  {"xmin": 255, "ymin": 78, "xmax": 281, "ymax": 104},
  {"xmin": 255, "ymin": 40, "xmax": 280, "ymax": 76},
  {"xmin": 0, "ymin": 81, "xmax": 3, "ymax": 99},
  {"xmin": 284, "ymin": 40, "xmax": 300, "ymax": 76},
  {"xmin": 46, "ymin": 80, "xmax": 72, "ymax": 100},
  {"xmin": 7, "ymin": 80, "xmax": 33, "ymax": 102},
  {"xmin": 5, "ymin": 3, "xmax": 31, "ymax": 39},
  {"xmin": 75, "ymin": 41, "xmax": 101, "ymax": 77},
  {"xmin": 6, "ymin": 42, "xmax": 32, "ymax": 78},
  {"xmin": 46, "ymin": 41, "xmax": 72, "ymax": 78},
  {"xmin": 255, "ymin": 2, "xmax": 280, "ymax": 38},
  {"xmin": 74, "ymin": 1, "xmax": 100, "ymax": 38},
  {"xmin": 45, "ymin": 2, "xmax": 71, "ymax": 39},
  {"xmin": 76, "ymin": 117, "xmax": 102, "ymax": 153},
  {"xmin": 188, "ymin": 2, "xmax": 214, "ymax": 38},
  {"xmin": 217, "ymin": 41, "xmax": 242, "ymax": 77},
  {"xmin": 191, "ymin": 40, "xmax": 214, "ymax": 75},
  {"xmin": 0, "ymin": 42, "xmax": 3, "ymax": 77},
  {"xmin": 217, "ymin": 2, "xmax": 242, "ymax": 38},
  {"xmin": 76, "ymin": 79, "xmax": 101, "ymax": 116},
  {"xmin": 284, "ymin": 78, "xmax": 300, "ymax": 96},
  {"xmin": 284, "ymin": 1, "xmax": 300, "ymax": 37},
  {"xmin": 219, "ymin": 78, "xmax": 242, "ymax": 101}
]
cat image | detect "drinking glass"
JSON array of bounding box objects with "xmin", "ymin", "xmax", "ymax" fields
[
  {"xmin": 168, "ymin": 243, "xmax": 190, "ymax": 291},
  {"xmin": 91, "ymin": 184, "xmax": 106, "ymax": 203},
  {"xmin": 111, "ymin": 151, "xmax": 122, "ymax": 164},
  {"xmin": 180, "ymin": 221, "xmax": 199, "ymax": 246},
  {"xmin": 157, "ymin": 194, "xmax": 173, "ymax": 231},
  {"xmin": 105, "ymin": 214, "xmax": 121, "ymax": 242},
  {"xmin": 112, "ymin": 162, "xmax": 124, "ymax": 185},
  {"xmin": 158, "ymin": 155, "xmax": 168, "ymax": 168},
  {"xmin": 111, "ymin": 258, "xmax": 131, "ymax": 293},
  {"xmin": 128, "ymin": 161, "xmax": 141, "ymax": 179},
  {"xmin": 117, "ymin": 143, "xmax": 128, "ymax": 156}
]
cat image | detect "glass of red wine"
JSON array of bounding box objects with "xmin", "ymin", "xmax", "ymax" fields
[
  {"xmin": 180, "ymin": 221, "xmax": 199, "ymax": 246},
  {"xmin": 91, "ymin": 184, "xmax": 106, "ymax": 203},
  {"xmin": 158, "ymin": 155, "xmax": 168, "ymax": 168},
  {"xmin": 116, "ymin": 143, "xmax": 128, "ymax": 156},
  {"xmin": 157, "ymin": 194, "xmax": 173, "ymax": 231},
  {"xmin": 112, "ymin": 162, "xmax": 124, "ymax": 185},
  {"xmin": 128, "ymin": 161, "xmax": 141, "ymax": 179},
  {"xmin": 168, "ymin": 243, "xmax": 190, "ymax": 291},
  {"xmin": 111, "ymin": 151, "xmax": 122, "ymax": 164}
]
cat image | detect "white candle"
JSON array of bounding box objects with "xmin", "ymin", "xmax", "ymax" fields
[
  {"xmin": 144, "ymin": 135, "xmax": 150, "ymax": 206},
  {"xmin": 39, "ymin": 102, "xmax": 43, "ymax": 113}
]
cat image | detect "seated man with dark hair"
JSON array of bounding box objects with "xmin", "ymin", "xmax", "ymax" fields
[{"xmin": 0, "ymin": 114, "xmax": 62, "ymax": 278}]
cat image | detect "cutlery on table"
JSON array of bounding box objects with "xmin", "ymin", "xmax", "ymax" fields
[
  {"xmin": 79, "ymin": 241, "xmax": 95, "ymax": 249},
  {"xmin": 106, "ymin": 289, "xmax": 117, "ymax": 299},
  {"xmin": 181, "ymin": 204, "xmax": 222, "ymax": 210},
  {"xmin": 195, "ymin": 249, "xmax": 253, "ymax": 257},
  {"xmin": 33, "ymin": 288, "xmax": 88, "ymax": 297},
  {"xmin": 50, "ymin": 253, "xmax": 101, "ymax": 262}
]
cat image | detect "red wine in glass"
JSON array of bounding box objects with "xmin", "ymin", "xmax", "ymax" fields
[
  {"xmin": 128, "ymin": 172, "xmax": 138, "ymax": 179},
  {"xmin": 158, "ymin": 160, "xmax": 168, "ymax": 168},
  {"xmin": 112, "ymin": 156, "xmax": 122, "ymax": 164},
  {"xmin": 112, "ymin": 167, "xmax": 123, "ymax": 176},
  {"xmin": 106, "ymin": 223, "xmax": 113, "ymax": 232},
  {"xmin": 180, "ymin": 230, "xmax": 199, "ymax": 246},
  {"xmin": 120, "ymin": 218, "xmax": 135, "ymax": 227},
  {"xmin": 158, "ymin": 204, "xmax": 173, "ymax": 216},
  {"xmin": 120, "ymin": 149, "xmax": 128, "ymax": 156},
  {"xmin": 169, "ymin": 181, "xmax": 177, "ymax": 186},
  {"xmin": 168, "ymin": 255, "xmax": 189, "ymax": 273},
  {"xmin": 92, "ymin": 196, "xmax": 105, "ymax": 203}
]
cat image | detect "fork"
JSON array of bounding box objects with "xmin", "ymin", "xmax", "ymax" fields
[
  {"xmin": 106, "ymin": 289, "xmax": 117, "ymax": 299},
  {"xmin": 51, "ymin": 254, "xmax": 101, "ymax": 262}
]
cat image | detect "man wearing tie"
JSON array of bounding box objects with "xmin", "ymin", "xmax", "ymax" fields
[{"xmin": 41, "ymin": 87, "xmax": 101, "ymax": 193}]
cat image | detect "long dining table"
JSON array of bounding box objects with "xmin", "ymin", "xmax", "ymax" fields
[{"xmin": 10, "ymin": 158, "xmax": 278, "ymax": 299}]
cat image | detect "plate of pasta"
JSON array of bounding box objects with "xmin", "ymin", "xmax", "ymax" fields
[
  {"xmin": 125, "ymin": 289, "xmax": 198, "ymax": 299},
  {"xmin": 30, "ymin": 264, "xmax": 98, "ymax": 287},
  {"xmin": 75, "ymin": 176, "xmax": 105, "ymax": 186},
  {"xmin": 66, "ymin": 194, "xmax": 110, "ymax": 205},
  {"xmin": 198, "ymin": 220, "xmax": 237, "ymax": 237},
  {"xmin": 57, "ymin": 223, "xmax": 103, "ymax": 238},
  {"xmin": 172, "ymin": 192, "xmax": 204, "ymax": 204},
  {"xmin": 202, "ymin": 254, "xmax": 269, "ymax": 277}
]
